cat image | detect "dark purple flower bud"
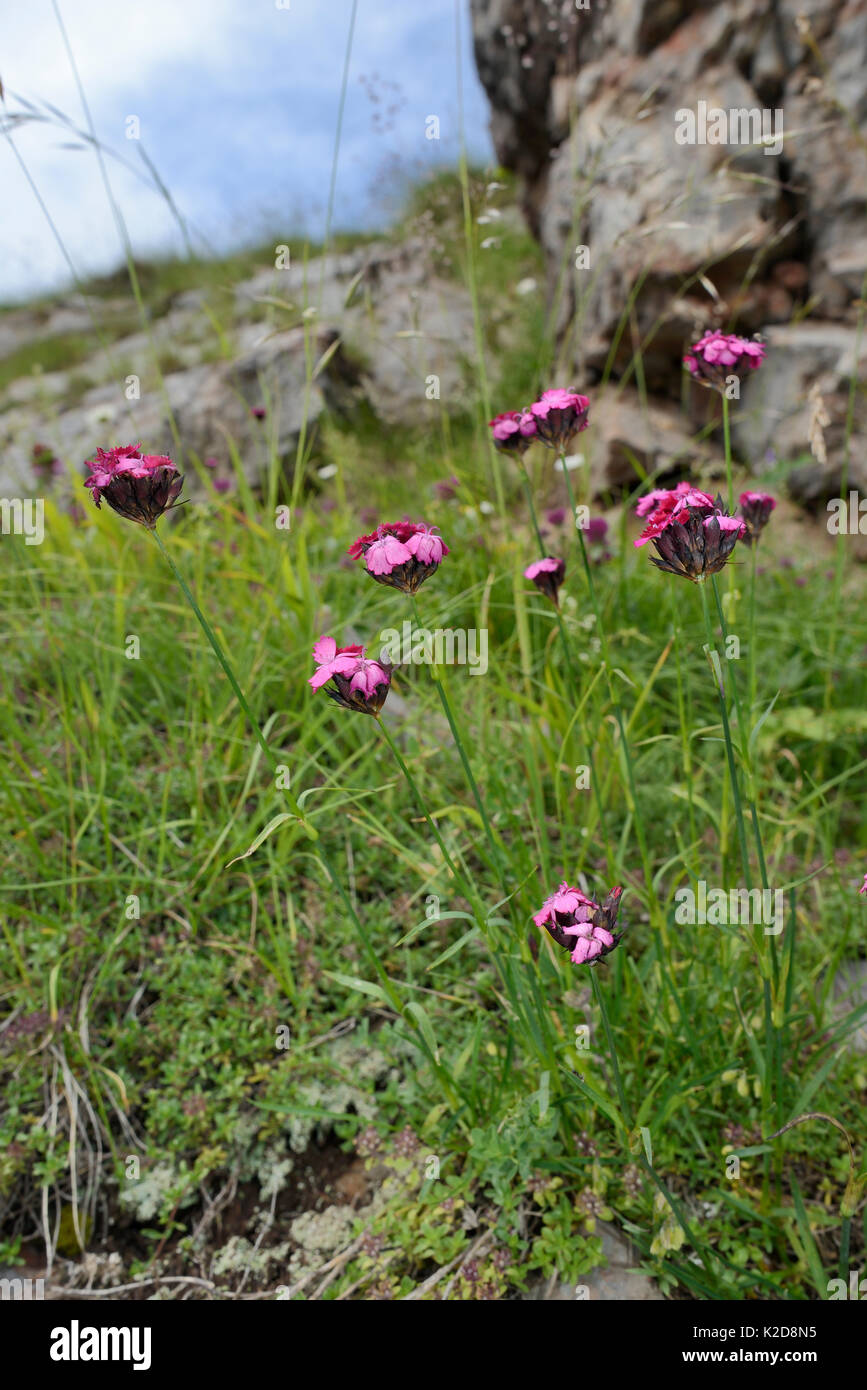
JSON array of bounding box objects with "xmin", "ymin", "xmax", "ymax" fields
[
  {"xmin": 524, "ymin": 555, "xmax": 566, "ymax": 606},
  {"xmin": 738, "ymin": 491, "xmax": 776, "ymax": 545},
  {"xmin": 433, "ymin": 475, "xmax": 461, "ymax": 501}
]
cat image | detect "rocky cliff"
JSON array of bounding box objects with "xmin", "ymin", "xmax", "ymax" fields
[{"xmin": 470, "ymin": 0, "xmax": 867, "ymax": 500}]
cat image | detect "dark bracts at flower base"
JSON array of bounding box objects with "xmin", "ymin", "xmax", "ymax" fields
[
  {"xmin": 308, "ymin": 636, "xmax": 392, "ymax": 717},
  {"xmin": 348, "ymin": 520, "xmax": 449, "ymax": 595},
  {"xmin": 528, "ymin": 388, "xmax": 590, "ymax": 450},
  {"xmin": 738, "ymin": 491, "xmax": 777, "ymax": 545},
  {"xmin": 83, "ymin": 445, "xmax": 184, "ymax": 529},
  {"xmin": 524, "ymin": 555, "xmax": 566, "ymax": 607},
  {"xmin": 649, "ymin": 505, "xmax": 745, "ymax": 582},
  {"xmin": 634, "ymin": 485, "xmax": 745, "ymax": 582}
]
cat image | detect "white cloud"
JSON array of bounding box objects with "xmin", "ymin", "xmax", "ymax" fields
[{"xmin": 0, "ymin": 0, "xmax": 493, "ymax": 301}]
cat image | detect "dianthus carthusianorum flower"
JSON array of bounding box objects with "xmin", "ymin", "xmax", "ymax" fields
[
  {"xmin": 348, "ymin": 521, "xmax": 449, "ymax": 594},
  {"xmin": 533, "ymin": 883, "xmax": 623, "ymax": 966},
  {"xmin": 527, "ymin": 389, "xmax": 590, "ymax": 450},
  {"xmin": 488, "ymin": 411, "xmax": 537, "ymax": 455},
  {"xmin": 635, "ymin": 485, "xmax": 745, "ymax": 581},
  {"xmin": 524, "ymin": 556, "xmax": 566, "ymax": 606},
  {"xmin": 308, "ymin": 636, "xmax": 392, "ymax": 716},
  {"xmin": 684, "ymin": 331, "xmax": 766, "ymax": 391},
  {"xmin": 83, "ymin": 445, "xmax": 184, "ymax": 528},
  {"xmin": 738, "ymin": 491, "xmax": 776, "ymax": 545}
]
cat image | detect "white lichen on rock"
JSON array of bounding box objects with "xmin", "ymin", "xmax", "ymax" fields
[
  {"xmin": 289, "ymin": 1203, "xmax": 355, "ymax": 1254},
  {"xmin": 212, "ymin": 1235, "xmax": 290, "ymax": 1279},
  {"xmin": 118, "ymin": 1161, "xmax": 188, "ymax": 1222}
]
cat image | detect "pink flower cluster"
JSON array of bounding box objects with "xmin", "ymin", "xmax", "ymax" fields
[
  {"xmin": 308, "ymin": 636, "xmax": 392, "ymax": 716},
  {"xmin": 533, "ymin": 883, "xmax": 623, "ymax": 966},
  {"xmin": 312, "ymin": 515, "xmax": 451, "ymax": 716},
  {"xmin": 634, "ymin": 483, "xmax": 745, "ymax": 581},
  {"xmin": 684, "ymin": 332, "xmax": 767, "ymax": 390},
  {"xmin": 529, "ymin": 388, "xmax": 590, "ymax": 449},
  {"xmin": 83, "ymin": 445, "xmax": 184, "ymax": 528},
  {"xmin": 348, "ymin": 520, "xmax": 449, "ymax": 593},
  {"xmin": 635, "ymin": 483, "xmax": 744, "ymax": 548},
  {"xmin": 84, "ymin": 445, "xmax": 173, "ymax": 494},
  {"xmin": 489, "ymin": 411, "xmax": 537, "ymax": 455},
  {"xmin": 489, "ymin": 389, "xmax": 590, "ymax": 454}
]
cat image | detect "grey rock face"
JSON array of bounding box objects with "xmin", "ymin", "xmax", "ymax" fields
[
  {"xmin": 733, "ymin": 323, "xmax": 867, "ymax": 494},
  {"xmin": 470, "ymin": 0, "xmax": 867, "ymax": 499},
  {"xmin": 521, "ymin": 1227, "xmax": 663, "ymax": 1300},
  {"xmin": 0, "ymin": 240, "xmax": 474, "ymax": 498}
]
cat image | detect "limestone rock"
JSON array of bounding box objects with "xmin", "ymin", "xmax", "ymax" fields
[{"xmin": 470, "ymin": 0, "xmax": 867, "ymax": 495}]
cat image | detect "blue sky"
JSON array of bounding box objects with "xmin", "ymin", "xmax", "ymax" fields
[{"xmin": 0, "ymin": 0, "xmax": 495, "ymax": 301}]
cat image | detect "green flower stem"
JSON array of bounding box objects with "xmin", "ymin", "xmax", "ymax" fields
[
  {"xmin": 519, "ymin": 463, "xmax": 614, "ymax": 879},
  {"xmin": 711, "ymin": 569, "xmax": 782, "ymax": 1191},
  {"xmin": 701, "ymin": 575, "xmax": 777, "ymax": 1205},
  {"xmin": 671, "ymin": 589, "xmax": 699, "ymax": 873},
  {"xmin": 153, "ymin": 529, "xmax": 304, "ymax": 816},
  {"xmin": 591, "ymin": 969, "xmax": 712, "ymax": 1276},
  {"xmin": 709, "ymin": 580, "xmax": 778, "ymax": 982},
  {"xmin": 409, "ymin": 594, "xmax": 510, "ymax": 901},
  {"xmin": 698, "ymin": 578, "xmax": 752, "ymax": 888},
  {"xmin": 839, "ymin": 1216, "xmax": 851, "ymax": 1282},
  {"xmin": 560, "ymin": 457, "xmax": 659, "ymax": 931},
  {"xmin": 379, "ymin": 707, "xmax": 561, "ymax": 1085},
  {"xmin": 519, "ymin": 459, "xmax": 547, "ymax": 554},
  {"xmin": 151, "ymin": 526, "xmax": 400, "ymax": 1008},
  {"xmin": 590, "ymin": 967, "xmax": 631, "ymax": 1123},
  {"xmin": 722, "ymin": 392, "xmax": 734, "ymax": 512},
  {"xmin": 376, "ymin": 713, "xmax": 489, "ymax": 930},
  {"xmin": 518, "ymin": 467, "xmax": 586, "ymax": 687},
  {"xmin": 709, "ymin": 577, "xmax": 755, "ymax": 798},
  {"xmin": 748, "ymin": 543, "xmax": 758, "ymax": 717}
]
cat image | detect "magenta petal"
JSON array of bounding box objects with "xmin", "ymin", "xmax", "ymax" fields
[
  {"xmin": 409, "ymin": 535, "xmax": 441, "ymax": 564},
  {"xmin": 366, "ymin": 537, "xmax": 412, "ymax": 575},
  {"xmin": 312, "ymin": 636, "xmax": 337, "ymax": 665}
]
